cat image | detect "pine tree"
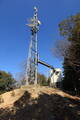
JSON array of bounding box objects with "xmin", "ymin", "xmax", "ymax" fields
[
  {"xmin": 0, "ymin": 70, "xmax": 16, "ymax": 94},
  {"xmin": 59, "ymin": 14, "xmax": 80, "ymax": 93}
]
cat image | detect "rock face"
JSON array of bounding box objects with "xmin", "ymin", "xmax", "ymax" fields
[{"xmin": 0, "ymin": 85, "xmax": 80, "ymax": 120}]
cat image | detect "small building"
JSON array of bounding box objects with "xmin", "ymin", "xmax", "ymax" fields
[{"xmin": 50, "ymin": 68, "xmax": 62, "ymax": 88}]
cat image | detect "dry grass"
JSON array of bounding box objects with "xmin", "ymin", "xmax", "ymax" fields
[
  {"xmin": 0, "ymin": 85, "xmax": 80, "ymax": 109},
  {"xmin": 0, "ymin": 85, "xmax": 80, "ymax": 120}
]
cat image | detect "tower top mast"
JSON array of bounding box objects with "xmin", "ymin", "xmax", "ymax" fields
[{"xmin": 27, "ymin": 7, "xmax": 41, "ymax": 35}]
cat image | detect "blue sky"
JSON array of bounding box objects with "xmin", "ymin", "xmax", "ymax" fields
[{"xmin": 0, "ymin": 0, "xmax": 80, "ymax": 78}]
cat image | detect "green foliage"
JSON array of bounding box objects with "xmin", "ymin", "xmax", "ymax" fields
[
  {"xmin": 59, "ymin": 14, "xmax": 80, "ymax": 93},
  {"xmin": 0, "ymin": 70, "xmax": 16, "ymax": 94},
  {"xmin": 62, "ymin": 58, "xmax": 77, "ymax": 91},
  {"xmin": 38, "ymin": 73, "xmax": 48, "ymax": 86}
]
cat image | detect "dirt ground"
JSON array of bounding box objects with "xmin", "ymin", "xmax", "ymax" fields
[{"xmin": 0, "ymin": 85, "xmax": 80, "ymax": 120}]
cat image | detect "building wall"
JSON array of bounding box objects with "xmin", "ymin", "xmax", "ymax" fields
[{"xmin": 50, "ymin": 68, "xmax": 62, "ymax": 88}]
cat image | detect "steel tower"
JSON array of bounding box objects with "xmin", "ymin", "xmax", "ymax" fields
[{"xmin": 25, "ymin": 7, "xmax": 41, "ymax": 85}]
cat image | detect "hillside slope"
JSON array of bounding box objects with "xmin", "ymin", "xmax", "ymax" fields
[{"xmin": 0, "ymin": 85, "xmax": 80, "ymax": 120}]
